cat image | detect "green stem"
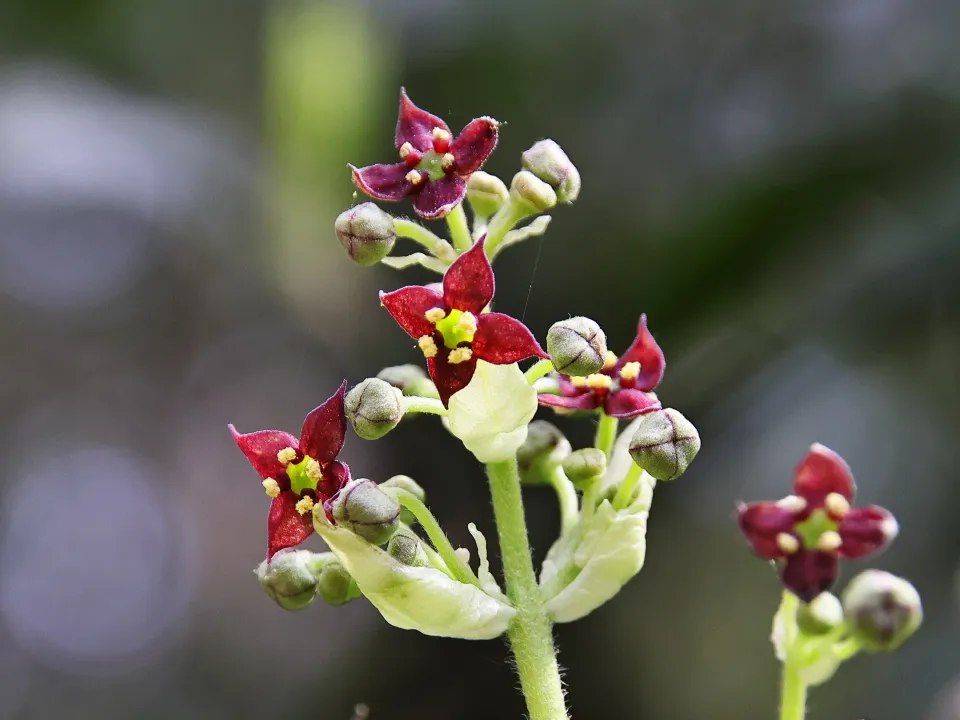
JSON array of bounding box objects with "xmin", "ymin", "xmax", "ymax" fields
[
  {"xmin": 595, "ymin": 413, "xmax": 618, "ymax": 459},
  {"xmin": 402, "ymin": 396, "xmax": 448, "ymax": 416},
  {"xmin": 832, "ymin": 637, "xmax": 861, "ymax": 661},
  {"xmin": 484, "ymin": 201, "xmax": 529, "ymax": 258},
  {"xmin": 547, "ymin": 465, "xmax": 580, "ymax": 535},
  {"xmin": 487, "ymin": 459, "xmax": 569, "ymax": 720},
  {"xmin": 446, "ymin": 204, "xmax": 473, "ymax": 253},
  {"xmin": 395, "ymin": 219, "xmax": 457, "ymax": 263},
  {"xmin": 778, "ymin": 592, "xmax": 808, "ymax": 720},
  {"xmin": 525, "ymin": 358, "xmax": 556, "ymax": 385},
  {"xmin": 612, "ymin": 464, "xmax": 644, "ymax": 511}
]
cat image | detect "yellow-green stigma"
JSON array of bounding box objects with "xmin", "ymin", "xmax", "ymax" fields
[
  {"xmin": 286, "ymin": 457, "xmax": 321, "ymax": 496},
  {"xmin": 435, "ymin": 309, "xmax": 477, "ymax": 349},
  {"xmin": 796, "ymin": 508, "xmax": 839, "ymax": 550}
]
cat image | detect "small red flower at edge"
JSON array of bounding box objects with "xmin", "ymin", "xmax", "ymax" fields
[
  {"xmin": 380, "ymin": 236, "xmax": 549, "ymax": 406},
  {"xmin": 538, "ymin": 314, "xmax": 665, "ymax": 419},
  {"xmin": 230, "ymin": 382, "xmax": 351, "ymax": 560},
  {"xmin": 351, "ymin": 88, "xmax": 499, "ymax": 220},
  {"xmin": 737, "ymin": 443, "xmax": 899, "ymax": 601}
]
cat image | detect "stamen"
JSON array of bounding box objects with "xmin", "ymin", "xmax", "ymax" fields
[
  {"xmin": 432, "ymin": 127, "xmax": 451, "ymax": 153},
  {"xmin": 570, "ymin": 376, "xmax": 588, "ymax": 389},
  {"xmin": 424, "ymin": 307, "xmax": 446, "ymax": 324},
  {"xmin": 824, "ymin": 492, "xmax": 850, "ymax": 519},
  {"xmin": 584, "ymin": 373, "xmax": 614, "ymax": 391},
  {"xmin": 432, "ymin": 127, "xmax": 451, "ymax": 142},
  {"xmin": 619, "ymin": 361, "xmax": 641, "ymax": 382},
  {"xmin": 455, "ymin": 312, "xmax": 478, "ymax": 335},
  {"xmin": 277, "ymin": 447, "xmax": 298, "ymax": 466},
  {"xmin": 603, "ymin": 351, "xmax": 618, "ymax": 370},
  {"xmin": 776, "ymin": 495, "xmax": 808, "ymax": 514},
  {"xmin": 304, "ymin": 458, "xmax": 323, "ymax": 482},
  {"xmin": 817, "ymin": 531, "xmax": 842, "ymax": 552},
  {"xmin": 441, "ymin": 152, "xmax": 456, "ymax": 171},
  {"xmin": 776, "ymin": 533, "xmax": 799, "ymax": 555},
  {"xmin": 262, "ymin": 478, "xmax": 281, "ymax": 498},
  {"xmin": 295, "ymin": 496, "xmax": 316, "ymax": 516},
  {"xmin": 405, "ymin": 170, "xmax": 424, "ymax": 186},
  {"xmin": 448, "ymin": 347, "xmax": 474, "ymax": 364},
  {"xmin": 399, "ymin": 142, "xmax": 414, "ymax": 159},
  {"xmin": 454, "ymin": 547, "xmax": 471, "ymax": 564},
  {"xmin": 418, "ymin": 335, "xmax": 438, "ymax": 358}
]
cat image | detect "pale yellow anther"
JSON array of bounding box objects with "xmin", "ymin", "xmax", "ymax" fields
[
  {"xmin": 441, "ymin": 152, "xmax": 456, "ymax": 171},
  {"xmin": 424, "ymin": 307, "xmax": 446, "ymax": 324},
  {"xmin": 455, "ymin": 312, "xmax": 478, "ymax": 335},
  {"xmin": 817, "ymin": 531, "xmax": 842, "ymax": 552},
  {"xmin": 776, "ymin": 533, "xmax": 800, "ymax": 555},
  {"xmin": 418, "ymin": 335, "xmax": 438, "ymax": 358},
  {"xmin": 619, "ymin": 361, "xmax": 641, "ymax": 381},
  {"xmin": 406, "ymin": 170, "xmax": 423, "ymax": 185},
  {"xmin": 603, "ymin": 351, "xmax": 618, "ymax": 370},
  {"xmin": 584, "ymin": 373, "xmax": 614, "ymax": 390},
  {"xmin": 276, "ymin": 447, "xmax": 297, "ymax": 466},
  {"xmin": 262, "ymin": 478, "xmax": 281, "ymax": 498},
  {"xmin": 432, "ymin": 127, "xmax": 451, "ymax": 142},
  {"xmin": 448, "ymin": 347, "xmax": 474, "ymax": 365},
  {"xmin": 776, "ymin": 495, "xmax": 808, "ymax": 514},
  {"xmin": 399, "ymin": 141, "xmax": 415, "ymax": 159},
  {"xmin": 305, "ymin": 458, "xmax": 323, "ymax": 482},
  {"xmin": 570, "ymin": 376, "xmax": 588, "ymax": 389},
  {"xmin": 824, "ymin": 492, "xmax": 850, "ymax": 518},
  {"xmin": 295, "ymin": 496, "xmax": 316, "ymax": 516}
]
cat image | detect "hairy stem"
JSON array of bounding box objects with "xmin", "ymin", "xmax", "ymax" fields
[
  {"xmin": 446, "ymin": 203, "xmax": 473, "ymax": 253},
  {"xmin": 395, "ymin": 219, "xmax": 457, "ymax": 263},
  {"xmin": 525, "ymin": 358, "xmax": 556, "ymax": 385},
  {"xmin": 595, "ymin": 413, "xmax": 618, "ymax": 459},
  {"xmin": 401, "ymin": 396, "xmax": 448, "ymax": 416},
  {"xmin": 547, "ymin": 465, "xmax": 580, "ymax": 535}
]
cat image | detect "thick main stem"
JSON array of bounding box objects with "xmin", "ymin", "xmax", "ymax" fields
[
  {"xmin": 487, "ymin": 459, "xmax": 569, "ymax": 720},
  {"xmin": 778, "ymin": 591, "xmax": 807, "ymax": 720}
]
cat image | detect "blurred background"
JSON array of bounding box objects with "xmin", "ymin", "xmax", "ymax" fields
[{"xmin": 1, "ymin": 0, "xmax": 958, "ymax": 718}]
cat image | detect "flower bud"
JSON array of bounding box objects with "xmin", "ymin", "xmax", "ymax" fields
[
  {"xmin": 797, "ymin": 592, "xmax": 844, "ymax": 635},
  {"xmin": 316, "ymin": 556, "xmax": 361, "ymax": 606},
  {"xmin": 387, "ymin": 527, "xmax": 431, "ymax": 567},
  {"xmin": 842, "ymin": 570, "xmax": 922, "ymax": 652},
  {"xmin": 546, "ymin": 317, "xmax": 607, "ymax": 377},
  {"xmin": 521, "ymin": 139, "xmax": 581, "ymax": 204},
  {"xmin": 256, "ymin": 549, "xmax": 321, "ymax": 611},
  {"xmin": 562, "ymin": 448, "xmax": 607, "ymax": 489},
  {"xmin": 380, "ymin": 474, "xmax": 426, "ymax": 526},
  {"xmin": 510, "ymin": 170, "xmax": 557, "ymax": 212},
  {"xmin": 466, "ymin": 171, "xmax": 509, "ymax": 218},
  {"xmin": 517, "ymin": 420, "xmax": 571, "ymax": 484},
  {"xmin": 628, "ymin": 408, "xmax": 700, "ymax": 481},
  {"xmin": 376, "ymin": 364, "xmax": 437, "ymax": 398},
  {"xmin": 335, "ymin": 203, "xmax": 396, "ymax": 266},
  {"xmin": 330, "ymin": 478, "xmax": 401, "ymax": 546},
  {"xmin": 345, "ymin": 378, "xmax": 404, "ymax": 440}
]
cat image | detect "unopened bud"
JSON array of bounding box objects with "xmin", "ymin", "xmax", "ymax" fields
[
  {"xmin": 842, "ymin": 570, "xmax": 922, "ymax": 652},
  {"xmin": 562, "ymin": 448, "xmax": 607, "ymax": 489},
  {"xmin": 380, "ymin": 474, "xmax": 426, "ymax": 526},
  {"xmin": 510, "ymin": 170, "xmax": 557, "ymax": 212},
  {"xmin": 335, "ymin": 203, "xmax": 397, "ymax": 266},
  {"xmin": 517, "ymin": 420, "xmax": 571, "ymax": 484},
  {"xmin": 256, "ymin": 549, "xmax": 321, "ymax": 611},
  {"xmin": 797, "ymin": 592, "xmax": 844, "ymax": 635},
  {"xmin": 466, "ymin": 171, "xmax": 509, "ymax": 217},
  {"xmin": 346, "ymin": 378, "xmax": 404, "ymax": 440},
  {"xmin": 331, "ymin": 478, "xmax": 401, "ymax": 545},
  {"xmin": 521, "ymin": 139, "xmax": 581, "ymax": 204},
  {"xmin": 546, "ymin": 317, "xmax": 607, "ymax": 376},
  {"xmin": 316, "ymin": 556, "xmax": 360, "ymax": 606},
  {"xmin": 387, "ymin": 527, "xmax": 431, "ymax": 567},
  {"xmin": 629, "ymin": 408, "xmax": 700, "ymax": 481},
  {"xmin": 377, "ymin": 364, "xmax": 437, "ymax": 398}
]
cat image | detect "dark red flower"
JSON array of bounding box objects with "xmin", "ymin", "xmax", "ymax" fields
[
  {"xmin": 380, "ymin": 236, "xmax": 548, "ymax": 406},
  {"xmin": 737, "ymin": 443, "xmax": 899, "ymax": 601},
  {"xmin": 351, "ymin": 88, "xmax": 499, "ymax": 220},
  {"xmin": 537, "ymin": 314, "xmax": 665, "ymax": 419},
  {"xmin": 230, "ymin": 382, "xmax": 351, "ymax": 560}
]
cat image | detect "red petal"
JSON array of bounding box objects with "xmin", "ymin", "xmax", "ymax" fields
[
  {"xmin": 614, "ymin": 314, "xmax": 666, "ymax": 392},
  {"xmin": 603, "ymin": 389, "xmax": 662, "ymax": 419},
  {"xmin": 427, "ymin": 351, "xmax": 478, "ymax": 407},
  {"xmin": 442, "ymin": 235, "xmax": 494, "ymax": 313},
  {"xmin": 299, "ymin": 381, "xmax": 347, "ymax": 464},
  {"xmin": 473, "ymin": 313, "xmax": 548, "ymax": 364},
  {"xmin": 780, "ymin": 549, "xmax": 838, "ymax": 602},
  {"xmin": 351, "ymin": 163, "xmax": 417, "ymax": 201},
  {"xmin": 538, "ymin": 392, "xmax": 600, "ymax": 413},
  {"xmin": 229, "ymin": 425, "xmax": 297, "ymax": 487},
  {"xmin": 838, "ymin": 505, "xmax": 898, "ymax": 559},
  {"xmin": 736, "ymin": 501, "xmax": 797, "ymax": 558},
  {"xmin": 379, "ymin": 286, "xmax": 444, "ymax": 339},
  {"xmin": 413, "ymin": 175, "xmax": 466, "ymax": 220},
  {"xmin": 318, "ymin": 460, "xmax": 352, "ymax": 501},
  {"xmin": 449, "ymin": 117, "xmax": 498, "ymax": 175},
  {"xmin": 395, "ymin": 88, "xmax": 450, "ymax": 153},
  {"xmin": 267, "ymin": 491, "xmax": 314, "ymax": 560},
  {"xmin": 793, "ymin": 443, "xmax": 855, "ymax": 507}
]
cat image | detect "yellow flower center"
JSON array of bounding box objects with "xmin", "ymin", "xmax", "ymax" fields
[
  {"xmin": 287, "ymin": 456, "xmax": 323, "ymax": 496},
  {"xmin": 435, "ymin": 309, "xmax": 477, "ymax": 349}
]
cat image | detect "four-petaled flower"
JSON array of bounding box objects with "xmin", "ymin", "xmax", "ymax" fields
[
  {"xmin": 230, "ymin": 382, "xmax": 351, "ymax": 560},
  {"xmin": 380, "ymin": 236, "xmax": 549, "ymax": 406},
  {"xmin": 351, "ymin": 88, "xmax": 499, "ymax": 220},
  {"xmin": 538, "ymin": 314, "xmax": 665, "ymax": 418},
  {"xmin": 737, "ymin": 443, "xmax": 899, "ymax": 602}
]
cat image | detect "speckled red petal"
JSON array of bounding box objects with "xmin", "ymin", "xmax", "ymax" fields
[
  {"xmin": 473, "ymin": 313, "xmax": 548, "ymax": 365},
  {"xmin": 229, "ymin": 425, "xmax": 298, "ymax": 486},
  {"xmin": 793, "ymin": 443, "xmax": 856, "ymax": 506},
  {"xmin": 380, "ymin": 286, "xmax": 444, "ymax": 339},
  {"xmin": 267, "ymin": 491, "xmax": 315, "ymax": 560},
  {"xmin": 395, "ymin": 88, "xmax": 450, "ymax": 152},
  {"xmin": 299, "ymin": 382, "xmax": 348, "ymax": 464},
  {"xmin": 449, "ymin": 117, "xmax": 498, "ymax": 175},
  {"xmin": 442, "ymin": 235, "xmax": 494, "ymax": 314}
]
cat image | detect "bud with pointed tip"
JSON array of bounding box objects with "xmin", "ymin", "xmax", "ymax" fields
[
  {"xmin": 629, "ymin": 408, "xmax": 700, "ymax": 481},
  {"xmin": 546, "ymin": 317, "xmax": 607, "ymax": 377},
  {"xmin": 377, "ymin": 364, "xmax": 438, "ymax": 398},
  {"xmin": 330, "ymin": 478, "xmax": 401, "ymax": 545},
  {"xmin": 387, "ymin": 527, "xmax": 431, "ymax": 567},
  {"xmin": 842, "ymin": 570, "xmax": 922, "ymax": 652},
  {"xmin": 316, "ymin": 556, "xmax": 361, "ymax": 605},
  {"xmin": 335, "ymin": 203, "xmax": 397, "ymax": 266},
  {"xmin": 510, "ymin": 170, "xmax": 557, "ymax": 212},
  {"xmin": 563, "ymin": 448, "xmax": 607, "ymax": 489},
  {"xmin": 380, "ymin": 474, "xmax": 426, "ymax": 526},
  {"xmin": 256, "ymin": 548, "xmax": 323, "ymax": 611},
  {"xmin": 517, "ymin": 420, "xmax": 571, "ymax": 484},
  {"xmin": 346, "ymin": 378, "xmax": 404, "ymax": 440},
  {"xmin": 797, "ymin": 592, "xmax": 844, "ymax": 635},
  {"xmin": 521, "ymin": 139, "xmax": 581, "ymax": 204},
  {"xmin": 466, "ymin": 171, "xmax": 509, "ymax": 218}
]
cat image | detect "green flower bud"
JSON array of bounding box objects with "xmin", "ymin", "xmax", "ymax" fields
[
  {"xmin": 842, "ymin": 570, "xmax": 923, "ymax": 652},
  {"xmin": 562, "ymin": 448, "xmax": 607, "ymax": 489},
  {"xmin": 316, "ymin": 556, "xmax": 361, "ymax": 606},
  {"xmin": 521, "ymin": 139, "xmax": 581, "ymax": 204},
  {"xmin": 466, "ymin": 171, "xmax": 509, "ymax": 218},
  {"xmin": 387, "ymin": 527, "xmax": 431, "ymax": 567},
  {"xmin": 628, "ymin": 408, "xmax": 701, "ymax": 481},
  {"xmin": 517, "ymin": 420, "xmax": 571, "ymax": 484},
  {"xmin": 256, "ymin": 549, "xmax": 321, "ymax": 611},
  {"xmin": 797, "ymin": 592, "xmax": 844, "ymax": 635},
  {"xmin": 546, "ymin": 317, "xmax": 607, "ymax": 377},
  {"xmin": 331, "ymin": 478, "xmax": 401, "ymax": 546},
  {"xmin": 376, "ymin": 364, "xmax": 437, "ymax": 398},
  {"xmin": 335, "ymin": 203, "xmax": 396, "ymax": 266},
  {"xmin": 510, "ymin": 170, "xmax": 557, "ymax": 213},
  {"xmin": 345, "ymin": 378, "xmax": 404, "ymax": 440},
  {"xmin": 380, "ymin": 474, "xmax": 426, "ymax": 526}
]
